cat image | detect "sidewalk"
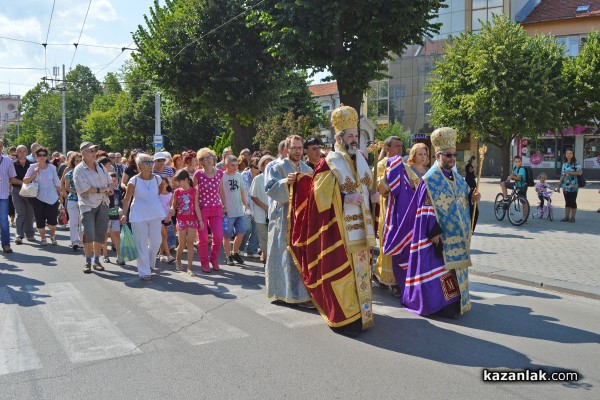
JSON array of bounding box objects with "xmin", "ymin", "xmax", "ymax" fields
[
  {"xmin": 373, "ymin": 177, "xmax": 600, "ymax": 300},
  {"xmin": 470, "ymin": 178, "xmax": 600, "ymax": 299}
]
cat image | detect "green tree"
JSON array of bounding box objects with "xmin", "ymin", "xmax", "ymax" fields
[
  {"xmin": 563, "ymin": 31, "xmax": 600, "ymax": 131},
  {"xmin": 254, "ymin": 109, "xmax": 320, "ymax": 154},
  {"xmin": 250, "ymin": 0, "xmax": 444, "ymax": 114},
  {"xmin": 374, "ymin": 122, "xmax": 412, "ymax": 152},
  {"xmin": 427, "ymin": 15, "xmax": 566, "ymax": 176},
  {"xmin": 211, "ymin": 128, "xmax": 234, "ymax": 157},
  {"xmin": 66, "ymin": 65, "xmax": 103, "ymax": 149},
  {"xmin": 133, "ymin": 0, "xmax": 293, "ymax": 152}
]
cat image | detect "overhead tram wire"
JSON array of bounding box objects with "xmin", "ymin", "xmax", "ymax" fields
[
  {"xmin": 43, "ymin": 0, "xmax": 57, "ymax": 81},
  {"xmin": 70, "ymin": 0, "xmax": 93, "ymax": 70},
  {"xmin": 0, "ymin": 36, "xmax": 129, "ymax": 50},
  {"xmin": 173, "ymin": 0, "xmax": 266, "ymax": 59},
  {"xmin": 93, "ymin": 41, "xmax": 136, "ymax": 76}
]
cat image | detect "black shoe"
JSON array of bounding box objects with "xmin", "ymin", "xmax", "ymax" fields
[
  {"xmin": 231, "ymin": 252, "xmax": 244, "ymax": 264},
  {"xmin": 14, "ymin": 237, "xmax": 23, "ymax": 245},
  {"xmin": 72, "ymin": 244, "xmax": 79, "ymax": 251},
  {"xmin": 227, "ymin": 256, "xmax": 235, "ymax": 266},
  {"xmin": 3, "ymin": 245, "xmax": 13, "ymax": 253}
]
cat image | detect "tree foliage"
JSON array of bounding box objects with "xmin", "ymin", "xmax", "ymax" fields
[
  {"xmin": 427, "ymin": 15, "xmax": 566, "ymax": 174},
  {"xmin": 563, "ymin": 31, "xmax": 600, "ymax": 131},
  {"xmin": 132, "ymin": 0, "xmax": 295, "ymax": 151},
  {"xmin": 254, "ymin": 109, "xmax": 320, "ymax": 154},
  {"xmin": 374, "ymin": 122, "xmax": 412, "ymax": 151},
  {"xmin": 250, "ymin": 0, "xmax": 444, "ymax": 113}
]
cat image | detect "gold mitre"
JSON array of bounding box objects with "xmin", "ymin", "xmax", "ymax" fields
[
  {"xmin": 331, "ymin": 105, "xmax": 358, "ymax": 134},
  {"xmin": 430, "ymin": 127, "xmax": 457, "ymax": 153}
]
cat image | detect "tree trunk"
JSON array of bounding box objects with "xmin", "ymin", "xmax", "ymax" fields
[
  {"xmin": 229, "ymin": 118, "xmax": 256, "ymax": 153},
  {"xmin": 500, "ymin": 140, "xmax": 511, "ymax": 181}
]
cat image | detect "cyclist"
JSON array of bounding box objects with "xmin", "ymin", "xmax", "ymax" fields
[{"xmin": 499, "ymin": 155, "xmax": 527, "ymax": 200}]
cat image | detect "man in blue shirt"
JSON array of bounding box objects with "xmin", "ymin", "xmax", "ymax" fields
[{"xmin": 500, "ymin": 155, "xmax": 527, "ymax": 199}]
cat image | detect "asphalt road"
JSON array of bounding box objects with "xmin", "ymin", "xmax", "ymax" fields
[{"xmin": 1, "ymin": 234, "xmax": 599, "ymax": 400}]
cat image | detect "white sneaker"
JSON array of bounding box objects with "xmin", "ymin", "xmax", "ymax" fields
[{"xmin": 159, "ymin": 255, "xmax": 168, "ymax": 262}]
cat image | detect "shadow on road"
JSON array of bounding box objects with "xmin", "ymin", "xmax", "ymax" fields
[{"xmin": 0, "ymin": 272, "xmax": 48, "ymax": 307}]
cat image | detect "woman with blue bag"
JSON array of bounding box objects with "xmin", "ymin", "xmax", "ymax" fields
[{"xmin": 121, "ymin": 153, "xmax": 165, "ymax": 281}]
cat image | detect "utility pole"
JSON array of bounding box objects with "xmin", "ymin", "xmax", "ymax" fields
[
  {"xmin": 154, "ymin": 93, "xmax": 162, "ymax": 150},
  {"xmin": 62, "ymin": 64, "xmax": 66, "ymax": 155}
]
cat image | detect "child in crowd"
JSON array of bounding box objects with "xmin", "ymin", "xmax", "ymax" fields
[
  {"xmin": 535, "ymin": 173, "xmax": 554, "ymax": 212},
  {"xmin": 221, "ymin": 155, "xmax": 250, "ymax": 266},
  {"xmin": 104, "ymin": 172, "xmax": 122, "ymax": 265},
  {"xmin": 170, "ymin": 169, "xmax": 204, "ymax": 275},
  {"xmin": 158, "ymin": 177, "xmax": 175, "ymax": 263}
]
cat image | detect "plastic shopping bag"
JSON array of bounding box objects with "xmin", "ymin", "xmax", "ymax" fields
[{"xmin": 119, "ymin": 225, "xmax": 138, "ymax": 262}]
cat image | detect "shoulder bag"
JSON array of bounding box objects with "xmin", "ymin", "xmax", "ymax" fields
[{"xmin": 20, "ymin": 171, "xmax": 38, "ymax": 198}]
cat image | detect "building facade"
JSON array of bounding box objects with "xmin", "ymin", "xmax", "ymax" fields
[
  {"xmin": 0, "ymin": 94, "xmax": 21, "ymax": 138},
  {"xmin": 519, "ymin": 0, "xmax": 600, "ymax": 178},
  {"xmin": 365, "ymin": 0, "xmax": 532, "ymax": 176}
]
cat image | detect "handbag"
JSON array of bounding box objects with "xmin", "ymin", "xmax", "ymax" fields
[
  {"xmin": 118, "ymin": 225, "xmax": 138, "ymax": 262},
  {"xmin": 58, "ymin": 205, "xmax": 68, "ymax": 225},
  {"xmin": 578, "ymin": 172, "xmax": 586, "ymax": 188},
  {"xmin": 19, "ymin": 180, "xmax": 38, "ymax": 198}
]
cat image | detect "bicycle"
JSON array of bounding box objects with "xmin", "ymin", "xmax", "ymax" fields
[
  {"xmin": 494, "ymin": 186, "xmax": 530, "ymax": 226},
  {"xmin": 533, "ymin": 189, "xmax": 556, "ymax": 221}
]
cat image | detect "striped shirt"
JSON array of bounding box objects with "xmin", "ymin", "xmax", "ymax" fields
[
  {"xmin": 73, "ymin": 161, "xmax": 112, "ymax": 214},
  {"xmin": 0, "ymin": 155, "xmax": 17, "ymax": 200}
]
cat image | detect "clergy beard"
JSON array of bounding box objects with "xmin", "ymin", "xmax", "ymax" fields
[{"xmin": 344, "ymin": 142, "xmax": 358, "ymax": 155}]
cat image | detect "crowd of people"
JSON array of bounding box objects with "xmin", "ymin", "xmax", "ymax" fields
[{"xmin": 1, "ymin": 105, "xmax": 483, "ymax": 336}]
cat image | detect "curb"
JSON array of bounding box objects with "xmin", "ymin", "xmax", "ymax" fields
[{"xmin": 469, "ymin": 268, "xmax": 600, "ymax": 301}]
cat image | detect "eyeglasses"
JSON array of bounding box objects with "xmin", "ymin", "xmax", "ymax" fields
[
  {"xmin": 86, "ymin": 149, "xmax": 98, "ymax": 153},
  {"xmin": 154, "ymin": 159, "xmax": 166, "ymax": 162},
  {"xmin": 141, "ymin": 160, "xmax": 154, "ymax": 165},
  {"xmin": 108, "ymin": 156, "xmax": 115, "ymax": 159},
  {"xmin": 36, "ymin": 153, "xmax": 48, "ymax": 157},
  {"xmin": 440, "ymin": 152, "xmax": 458, "ymax": 158},
  {"xmin": 202, "ymin": 156, "xmax": 213, "ymax": 161}
]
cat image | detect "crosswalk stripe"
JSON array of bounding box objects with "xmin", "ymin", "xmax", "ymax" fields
[
  {"xmin": 0, "ymin": 287, "xmax": 42, "ymax": 376},
  {"xmin": 113, "ymin": 283, "xmax": 249, "ymax": 346},
  {"xmin": 238, "ymin": 294, "xmax": 323, "ymax": 328},
  {"xmin": 25, "ymin": 282, "xmax": 141, "ymax": 363}
]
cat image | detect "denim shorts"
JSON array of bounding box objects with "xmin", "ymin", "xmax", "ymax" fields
[{"xmin": 224, "ymin": 216, "xmax": 246, "ymax": 237}]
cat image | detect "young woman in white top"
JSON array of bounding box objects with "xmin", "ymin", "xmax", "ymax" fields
[{"xmin": 121, "ymin": 153, "xmax": 165, "ymax": 281}]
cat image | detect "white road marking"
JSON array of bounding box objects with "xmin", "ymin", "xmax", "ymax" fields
[
  {"xmin": 0, "ymin": 287, "xmax": 42, "ymax": 376},
  {"xmin": 116, "ymin": 284, "xmax": 249, "ymax": 346},
  {"xmin": 25, "ymin": 283, "xmax": 141, "ymax": 363},
  {"xmin": 238, "ymin": 294, "xmax": 323, "ymax": 328}
]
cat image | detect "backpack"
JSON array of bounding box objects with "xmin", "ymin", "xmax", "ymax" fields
[{"xmin": 523, "ymin": 166, "xmax": 535, "ymax": 187}]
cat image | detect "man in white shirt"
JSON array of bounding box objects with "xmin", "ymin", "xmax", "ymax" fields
[{"xmin": 250, "ymin": 154, "xmax": 275, "ymax": 264}]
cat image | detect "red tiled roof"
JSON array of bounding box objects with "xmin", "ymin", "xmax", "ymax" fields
[
  {"xmin": 523, "ymin": 0, "xmax": 600, "ymax": 24},
  {"xmin": 309, "ymin": 82, "xmax": 338, "ymax": 97}
]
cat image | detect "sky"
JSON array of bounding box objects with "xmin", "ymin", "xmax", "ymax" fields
[{"xmin": 0, "ymin": 0, "xmax": 160, "ymax": 97}]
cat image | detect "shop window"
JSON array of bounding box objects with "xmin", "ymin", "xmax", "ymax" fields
[{"xmin": 583, "ymin": 137, "xmax": 600, "ymax": 169}]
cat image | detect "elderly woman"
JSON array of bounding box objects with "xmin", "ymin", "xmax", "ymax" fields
[
  {"xmin": 62, "ymin": 152, "xmax": 83, "ymax": 250},
  {"xmin": 121, "ymin": 153, "xmax": 165, "ymax": 281},
  {"xmin": 23, "ymin": 146, "xmax": 62, "ymax": 245},
  {"xmin": 73, "ymin": 142, "xmax": 113, "ymax": 273},
  {"xmin": 193, "ymin": 148, "xmax": 225, "ymax": 272}
]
